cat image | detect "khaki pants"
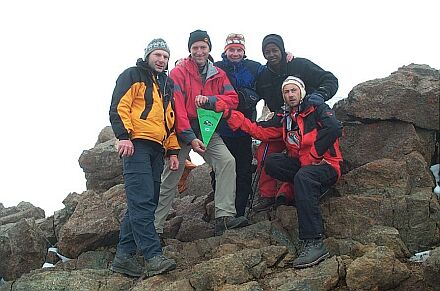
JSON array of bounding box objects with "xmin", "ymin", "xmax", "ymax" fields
[{"xmin": 154, "ymin": 133, "xmax": 236, "ymax": 234}]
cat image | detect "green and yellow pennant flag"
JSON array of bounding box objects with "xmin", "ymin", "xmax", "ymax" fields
[{"xmin": 197, "ymin": 108, "xmax": 222, "ymax": 145}]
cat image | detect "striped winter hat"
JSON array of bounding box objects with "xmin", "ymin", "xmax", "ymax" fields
[
  {"xmin": 224, "ymin": 33, "xmax": 245, "ymax": 52},
  {"xmin": 144, "ymin": 38, "xmax": 170, "ymax": 59}
]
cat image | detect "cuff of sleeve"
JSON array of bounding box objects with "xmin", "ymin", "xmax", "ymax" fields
[
  {"xmin": 310, "ymin": 149, "xmax": 322, "ymax": 161},
  {"xmin": 206, "ymin": 96, "xmax": 217, "ymax": 110},
  {"xmin": 179, "ymin": 131, "xmax": 197, "ymax": 145},
  {"xmin": 166, "ymin": 149, "xmax": 179, "ymax": 156},
  {"xmin": 117, "ymin": 133, "xmax": 130, "ymax": 140}
]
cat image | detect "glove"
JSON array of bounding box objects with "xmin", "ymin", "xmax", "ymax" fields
[
  {"xmin": 226, "ymin": 110, "xmax": 245, "ymax": 131},
  {"xmin": 305, "ymin": 93, "xmax": 325, "ymax": 106}
]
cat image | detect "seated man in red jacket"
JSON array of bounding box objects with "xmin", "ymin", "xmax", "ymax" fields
[{"xmin": 222, "ymin": 76, "xmax": 343, "ymax": 269}]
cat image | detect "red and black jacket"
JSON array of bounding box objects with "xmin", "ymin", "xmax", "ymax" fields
[{"xmin": 226, "ymin": 100, "xmax": 343, "ymax": 177}]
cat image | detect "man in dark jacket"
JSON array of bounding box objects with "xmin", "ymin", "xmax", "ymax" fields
[
  {"xmin": 109, "ymin": 38, "xmax": 179, "ymax": 277},
  {"xmin": 212, "ymin": 33, "xmax": 294, "ymax": 217},
  {"xmin": 254, "ymin": 33, "xmax": 338, "ymax": 211}
]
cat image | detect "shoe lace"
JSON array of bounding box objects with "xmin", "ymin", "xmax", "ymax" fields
[
  {"xmin": 156, "ymin": 254, "xmax": 167, "ymax": 262},
  {"xmin": 121, "ymin": 253, "xmax": 142, "ymax": 268},
  {"xmin": 298, "ymin": 240, "xmax": 315, "ymax": 258},
  {"xmin": 148, "ymin": 254, "xmax": 168, "ymax": 267}
]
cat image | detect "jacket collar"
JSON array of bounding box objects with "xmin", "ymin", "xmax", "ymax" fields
[{"xmin": 184, "ymin": 57, "xmax": 219, "ymax": 80}]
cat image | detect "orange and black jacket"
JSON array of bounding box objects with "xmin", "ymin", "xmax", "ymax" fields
[
  {"xmin": 226, "ymin": 100, "xmax": 343, "ymax": 177},
  {"xmin": 109, "ymin": 58, "xmax": 180, "ymax": 156}
]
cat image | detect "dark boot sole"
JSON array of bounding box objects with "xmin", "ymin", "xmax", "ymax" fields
[
  {"xmin": 227, "ymin": 219, "xmax": 249, "ymax": 229},
  {"xmin": 111, "ymin": 265, "xmax": 142, "ymax": 277},
  {"xmin": 252, "ymin": 202, "xmax": 275, "ymax": 212},
  {"xmin": 292, "ymin": 252, "xmax": 330, "ymax": 269},
  {"xmin": 215, "ymin": 216, "xmax": 250, "ymax": 236}
]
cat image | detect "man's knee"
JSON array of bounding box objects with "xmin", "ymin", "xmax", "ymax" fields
[
  {"xmin": 222, "ymin": 153, "xmax": 235, "ymax": 169},
  {"xmin": 293, "ymin": 168, "xmax": 321, "ymax": 200},
  {"xmin": 264, "ymin": 153, "xmax": 285, "ymax": 175},
  {"xmin": 294, "ymin": 167, "xmax": 315, "ymax": 182},
  {"xmin": 264, "ymin": 155, "xmax": 277, "ymax": 176}
]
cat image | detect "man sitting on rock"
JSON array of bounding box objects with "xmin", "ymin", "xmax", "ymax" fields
[{"xmin": 222, "ymin": 76, "xmax": 343, "ymax": 268}]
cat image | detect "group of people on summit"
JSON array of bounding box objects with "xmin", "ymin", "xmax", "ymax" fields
[{"xmin": 109, "ymin": 29, "xmax": 343, "ymax": 278}]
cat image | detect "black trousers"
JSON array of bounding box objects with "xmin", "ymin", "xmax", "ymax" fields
[
  {"xmin": 118, "ymin": 139, "xmax": 163, "ymax": 259},
  {"xmin": 211, "ymin": 135, "xmax": 253, "ymax": 217},
  {"xmin": 264, "ymin": 153, "xmax": 338, "ymax": 240}
]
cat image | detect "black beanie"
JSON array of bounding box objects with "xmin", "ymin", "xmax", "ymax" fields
[
  {"xmin": 262, "ymin": 34, "xmax": 285, "ymax": 54},
  {"xmin": 188, "ymin": 29, "xmax": 212, "ymax": 52}
]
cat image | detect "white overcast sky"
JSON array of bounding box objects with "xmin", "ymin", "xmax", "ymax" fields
[{"xmin": 0, "ymin": 0, "xmax": 439, "ymax": 215}]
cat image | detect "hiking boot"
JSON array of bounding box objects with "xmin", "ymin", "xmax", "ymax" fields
[
  {"xmin": 252, "ymin": 197, "xmax": 275, "ymax": 212},
  {"xmin": 144, "ymin": 254, "xmax": 176, "ymax": 277},
  {"xmin": 275, "ymin": 193, "xmax": 288, "ymax": 208},
  {"xmin": 292, "ymin": 239, "xmax": 330, "ymax": 269},
  {"xmin": 214, "ymin": 216, "xmax": 249, "ymax": 236},
  {"xmin": 111, "ymin": 252, "xmax": 143, "ymax": 277}
]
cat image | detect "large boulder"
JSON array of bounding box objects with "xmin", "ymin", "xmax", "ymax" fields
[
  {"xmin": 338, "ymin": 121, "xmax": 424, "ymax": 172},
  {"xmin": 335, "ymin": 158, "xmax": 412, "ymax": 197},
  {"xmin": 57, "ymin": 186, "xmax": 125, "ymax": 258},
  {"xmin": 177, "ymin": 162, "xmax": 212, "ymax": 199},
  {"xmin": 334, "ymin": 64, "xmax": 439, "ymax": 131},
  {"xmin": 0, "ymin": 202, "xmax": 47, "ymax": 280},
  {"xmin": 8, "ymin": 269, "xmax": 134, "ymax": 291},
  {"xmin": 346, "ymin": 246, "xmax": 410, "ymax": 290},
  {"xmin": 0, "ymin": 219, "xmax": 48, "ymax": 280},
  {"xmin": 95, "ymin": 126, "xmax": 115, "ymax": 146},
  {"xmin": 322, "ymin": 188, "xmax": 440, "ymax": 253},
  {"xmin": 0, "ymin": 202, "xmax": 45, "ymax": 225},
  {"xmin": 423, "ymin": 246, "xmax": 440, "ymax": 289},
  {"xmin": 54, "ymin": 192, "xmax": 81, "ymax": 239},
  {"xmin": 78, "ymin": 138, "xmax": 123, "ymax": 193}
]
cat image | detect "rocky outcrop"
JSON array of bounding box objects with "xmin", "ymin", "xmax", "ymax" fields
[
  {"xmin": 78, "ymin": 137, "xmax": 123, "ymax": 193},
  {"xmin": 345, "ymin": 246, "xmax": 410, "ymax": 290},
  {"xmin": 1, "ymin": 64, "xmax": 440, "ymax": 289},
  {"xmin": 334, "ymin": 64, "xmax": 439, "ymax": 131},
  {"xmin": 7, "ymin": 269, "xmax": 134, "ymax": 290},
  {"xmin": 0, "ymin": 217, "xmax": 48, "ymax": 280},
  {"xmin": 334, "ymin": 64, "xmax": 439, "ymax": 172},
  {"xmin": 0, "ymin": 202, "xmax": 45, "ymax": 225},
  {"xmin": 423, "ymin": 246, "xmax": 440, "ymax": 289},
  {"xmin": 57, "ymin": 188, "xmax": 124, "ymax": 258}
]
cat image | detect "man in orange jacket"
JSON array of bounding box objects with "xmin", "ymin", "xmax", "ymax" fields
[{"xmin": 109, "ymin": 38, "xmax": 179, "ymax": 277}]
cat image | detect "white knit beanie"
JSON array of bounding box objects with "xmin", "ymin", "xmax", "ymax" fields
[{"xmin": 281, "ymin": 76, "xmax": 306, "ymax": 100}]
